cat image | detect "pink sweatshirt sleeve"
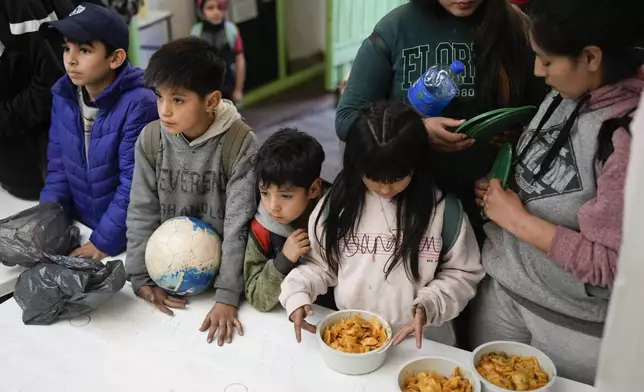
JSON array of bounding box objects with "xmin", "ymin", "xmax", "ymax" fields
[
  {"xmin": 547, "ymin": 129, "xmax": 631, "ymax": 287},
  {"xmin": 279, "ymin": 198, "xmax": 337, "ymax": 317},
  {"xmin": 413, "ymin": 213, "xmax": 484, "ymax": 327}
]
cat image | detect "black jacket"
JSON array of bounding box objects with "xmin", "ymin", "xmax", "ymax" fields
[
  {"xmin": 0, "ymin": 0, "xmax": 71, "ymax": 198},
  {"xmin": 0, "ymin": 0, "xmax": 72, "ymax": 136}
]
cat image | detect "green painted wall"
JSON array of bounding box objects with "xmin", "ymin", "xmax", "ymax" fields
[{"xmin": 325, "ymin": 0, "xmax": 407, "ymax": 91}]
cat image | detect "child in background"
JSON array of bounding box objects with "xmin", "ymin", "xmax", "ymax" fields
[
  {"xmin": 38, "ymin": 2, "xmax": 158, "ymax": 259},
  {"xmin": 192, "ymin": 0, "xmax": 246, "ymax": 103},
  {"xmin": 125, "ymin": 37, "xmax": 257, "ymax": 346},
  {"xmin": 244, "ymin": 128, "xmax": 333, "ymax": 312},
  {"xmin": 280, "ymin": 101, "xmax": 484, "ymax": 346}
]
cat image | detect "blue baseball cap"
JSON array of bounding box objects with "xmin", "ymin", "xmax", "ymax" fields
[{"xmin": 40, "ymin": 3, "xmax": 129, "ymax": 52}]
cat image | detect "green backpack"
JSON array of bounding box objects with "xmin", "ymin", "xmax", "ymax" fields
[
  {"xmin": 440, "ymin": 194, "xmax": 464, "ymax": 256},
  {"xmin": 139, "ymin": 118, "xmax": 251, "ymax": 181}
]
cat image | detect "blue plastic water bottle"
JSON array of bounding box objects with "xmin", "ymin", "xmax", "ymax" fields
[{"xmin": 408, "ymin": 60, "xmax": 466, "ymax": 117}]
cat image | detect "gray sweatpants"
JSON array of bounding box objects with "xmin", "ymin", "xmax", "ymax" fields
[{"xmin": 469, "ymin": 277, "xmax": 600, "ymax": 386}]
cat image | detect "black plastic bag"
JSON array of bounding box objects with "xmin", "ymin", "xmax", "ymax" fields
[
  {"xmin": 13, "ymin": 256, "xmax": 126, "ymax": 325},
  {"xmin": 0, "ymin": 202, "xmax": 80, "ymax": 267}
]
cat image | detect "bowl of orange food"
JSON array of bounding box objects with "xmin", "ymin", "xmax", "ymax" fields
[
  {"xmin": 471, "ymin": 341, "xmax": 557, "ymax": 392},
  {"xmin": 316, "ymin": 309, "xmax": 393, "ymax": 375},
  {"xmin": 397, "ymin": 356, "xmax": 481, "ymax": 392}
]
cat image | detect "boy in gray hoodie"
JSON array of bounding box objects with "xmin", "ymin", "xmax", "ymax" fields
[{"xmin": 125, "ymin": 37, "xmax": 257, "ymax": 346}]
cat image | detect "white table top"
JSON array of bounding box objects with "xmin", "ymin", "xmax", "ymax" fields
[
  {"xmin": 0, "ymin": 289, "xmax": 595, "ymax": 392},
  {"xmin": 0, "ymin": 265, "xmax": 24, "ymax": 297},
  {"xmin": 0, "ymin": 190, "xmax": 595, "ymax": 391}
]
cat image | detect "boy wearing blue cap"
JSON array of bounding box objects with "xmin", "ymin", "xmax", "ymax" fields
[{"xmin": 39, "ymin": 2, "xmax": 158, "ymax": 259}]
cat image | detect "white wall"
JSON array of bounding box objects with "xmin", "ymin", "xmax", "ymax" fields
[
  {"xmin": 146, "ymin": 0, "xmax": 196, "ymax": 39},
  {"xmin": 284, "ymin": 0, "xmax": 326, "ymax": 60}
]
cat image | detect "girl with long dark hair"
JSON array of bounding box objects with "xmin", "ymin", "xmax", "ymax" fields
[
  {"xmin": 471, "ymin": 0, "xmax": 644, "ymax": 384},
  {"xmin": 280, "ymin": 101, "xmax": 484, "ymax": 347},
  {"xmin": 336, "ymin": 0, "xmax": 546, "ymax": 242}
]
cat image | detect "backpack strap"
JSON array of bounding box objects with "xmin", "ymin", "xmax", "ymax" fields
[
  {"xmin": 224, "ymin": 21, "xmax": 238, "ymax": 50},
  {"xmin": 140, "ymin": 119, "xmax": 162, "ymax": 170},
  {"xmin": 221, "ymin": 118, "xmax": 251, "ymax": 181},
  {"xmin": 440, "ymin": 193, "xmax": 464, "ymax": 257},
  {"xmin": 190, "ymin": 22, "xmax": 204, "ymax": 37},
  {"xmin": 595, "ymin": 111, "xmax": 635, "ymax": 173},
  {"xmin": 250, "ymin": 218, "xmax": 271, "ymax": 255}
]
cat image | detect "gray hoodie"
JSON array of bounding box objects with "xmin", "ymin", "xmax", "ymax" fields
[
  {"xmin": 483, "ymin": 79, "xmax": 643, "ymax": 336},
  {"xmin": 125, "ymin": 100, "xmax": 257, "ymax": 307}
]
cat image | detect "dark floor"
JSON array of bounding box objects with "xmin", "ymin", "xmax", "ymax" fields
[{"xmin": 240, "ymin": 77, "xmax": 341, "ymax": 182}]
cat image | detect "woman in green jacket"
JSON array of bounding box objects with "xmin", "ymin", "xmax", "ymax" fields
[{"xmin": 337, "ymin": 0, "xmax": 545, "ymax": 242}]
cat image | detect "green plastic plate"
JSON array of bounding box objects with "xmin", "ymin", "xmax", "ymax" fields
[
  {"xmin": 454, "ymin": 108, "xmax": 510, "ymax": 134},
  {"xmin": 481, "ymin": 143, "xmax": 514, "ymax": 221},
  {"xmin": 466, "ymin": 105, "xmax": 537, "ymax": 140}
]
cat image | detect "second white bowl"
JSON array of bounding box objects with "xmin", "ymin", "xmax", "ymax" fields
[{"xmin": 471, "ymin": 341, "xmax": 557, "ymax": 392}]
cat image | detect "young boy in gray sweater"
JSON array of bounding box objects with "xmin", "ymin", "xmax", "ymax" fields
[{"xmin": 125, "ymin": 37, "xmax": 257, "ymax": 346}]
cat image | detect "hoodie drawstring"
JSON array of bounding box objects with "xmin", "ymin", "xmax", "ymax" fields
[{"xmin": 514, "ymin": 94, "xmax": 591, "ymax": 183}]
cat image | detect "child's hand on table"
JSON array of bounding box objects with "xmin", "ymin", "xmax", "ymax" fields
[
  {"xmin": 290, "ymin": 304, "xmax": 316, "ymax": 343},
  {"xmin": 282, "ymin": 229, "xmax": 310, "ymax": 263},
  {"xmin": 200, "ymin": 303, "xmax": 244, "ymax": 345},
  {"xmin": 69, "ymin": 241, "xmax": 107, "ymax": 260},
  {"xmin": 392, "ymin": 304, "xmax": 427, "ymax": 349},
  {"xmin": 137, "ymin": 285, "xmax": 187, "ymax": 315}
]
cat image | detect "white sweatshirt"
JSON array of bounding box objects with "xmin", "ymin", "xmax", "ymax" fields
[{"xmin": 279, "ymin": 190, "xmax": 484, "ymax": 328}]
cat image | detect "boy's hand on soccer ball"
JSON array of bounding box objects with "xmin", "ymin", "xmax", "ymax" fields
[
  {"xmin": 69, "ymin": 241, "xmax": 107, "ymax": 260},
  {"xmin": 137, "ymin": 285, "xmax": 188, "ymax": 315},
  {"xmin": 282, "ymin": 229, "xmax": 311, "ymax": 263},
  {"xmin": 200, "ymin": 303, "xmax": 244, "ymax": 346}
]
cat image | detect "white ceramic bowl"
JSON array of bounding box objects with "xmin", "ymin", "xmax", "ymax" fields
[
  {"xmin": 316, "ymin": 309, "xmax": 393, "ymax": 375},
  {"xmin": 397, "ymin": 356, "xmax": 482, "ymax": 392},
  {"xmin": 471, "ymin": 341, "xmax": 557, "ymax": 392}
]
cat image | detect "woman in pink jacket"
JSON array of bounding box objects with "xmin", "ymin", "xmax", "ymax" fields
[{"xmin": 471, "ymin": 0, "xmax": 644, "ymax": 385}]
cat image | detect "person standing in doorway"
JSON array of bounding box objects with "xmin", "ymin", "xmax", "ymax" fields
[{"xmin": 191, "ymin": 0, "xmax": 246, "ymax": 103}]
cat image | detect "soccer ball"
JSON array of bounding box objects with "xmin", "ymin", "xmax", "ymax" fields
[{"xmin": 145, "ymin": 216, "xmax": 221, "ymax": 296}]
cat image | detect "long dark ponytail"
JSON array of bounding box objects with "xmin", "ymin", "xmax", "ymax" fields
[{"xmin": 316, "ymin": 101, "xmax": 440, "ymax": 283}]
